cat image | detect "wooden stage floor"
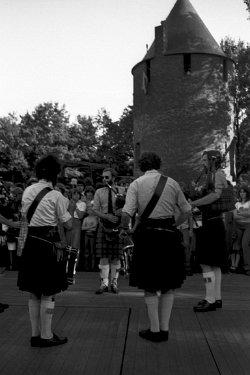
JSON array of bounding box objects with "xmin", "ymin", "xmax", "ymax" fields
[{"xmin": 0, "ymin": 270, "xmax": 250, "ymax": 375}]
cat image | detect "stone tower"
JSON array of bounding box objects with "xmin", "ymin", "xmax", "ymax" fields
[{"xmin": 132, "ymin": 0, "xmax": 234, "ymax": 183}]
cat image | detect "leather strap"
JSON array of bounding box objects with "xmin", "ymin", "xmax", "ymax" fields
[
  {"xmin": 140, "ymin": 175, "xmax": 168, "ymax": 221},
  {"xmin": 26, "ymin": 187, "xmax": 52, "ymax": 224}
]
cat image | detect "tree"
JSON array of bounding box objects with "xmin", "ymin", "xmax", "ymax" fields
[
  {"xmin": 244, "ymin": 0, "xmax": 250, "ymax": 17},
  {"xmin": 221, "ymin": 38, "xmax": 250, "ymax": 175},
  {"xmin": 94, "ymin": 106, "xmax": 134, "ymax": 175}
]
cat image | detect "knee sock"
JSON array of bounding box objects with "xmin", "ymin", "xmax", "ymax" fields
[
  {"xmin": 144, "ymin": 295, "xmax": 160, "ymax": 332},
  {"xmin": 203, "ymin": 271, "xmax": 216, "ymax": 303},
  {"xmin": 213, "ymin": 267, "xmax": 222, "ymax": 300},
  {"xmin": 99, "ymin": 263, "xmax": 110, "ymax": 286},
  {"xmin": 40, "ymin": 298, "xmax": 55, "ymax": 339},
  {"xmin": 110, "ymin": 261, "xmax": 121, "ymax": 284},
  {"xmin": 28, "ymin": 299, "xmax": 41, "ymax": 337},
  {"xmin": 159, "ymin": 291, "xmax": 174, "ymax": 332}
]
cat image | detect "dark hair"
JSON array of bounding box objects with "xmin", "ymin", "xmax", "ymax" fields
[
  {"xmin": 84, "ymin": 186, "xmax": 95, "ymax": 195},
  {"xmin": 203, "ymin": 150, "xmax": 223, "ymax": 170},
  {"xmin": 138, "ymin": 152, "xmax": 161, "ymax": 172},
  {"xmin": 35, "ymin": 154, "xmax": 61, "ymax": 186},
  {"xmin": 70, "ymin": 188, "xmax": 81, "ymax": 200},
  {"xmin": 238, "ymin": 184, "xmax": 250, "ymax": 202},
  {"xmin": 103, "ymin": 168, "xmax": 117, "ymax": 178}
]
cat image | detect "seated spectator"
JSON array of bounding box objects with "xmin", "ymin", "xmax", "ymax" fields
[{"xmin": 230, "ymin": 185, "xmax": 250, "ymax": 274}]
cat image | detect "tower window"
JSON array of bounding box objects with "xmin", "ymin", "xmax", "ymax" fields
[
  {"xmin": 223, "ymin": 59, "xmax": 228, "ymax": 82},
  {"xmin": 183, "ymin": 53, "xmax": 191, "ymax": 74}
]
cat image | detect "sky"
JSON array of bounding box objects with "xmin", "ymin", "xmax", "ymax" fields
[{"xmin": 0, "ymin": 0, "xmax": 249, "ymax": 122}]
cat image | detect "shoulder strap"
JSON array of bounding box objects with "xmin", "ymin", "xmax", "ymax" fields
[
  {"xmin": 140, "ymin": 175, "xmax": 168, "ymax": 221},
  {"xmin": 26, "ymin": 187, "xmax": 52, "ymax": 224}
]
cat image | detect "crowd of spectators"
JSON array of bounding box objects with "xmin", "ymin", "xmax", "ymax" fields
[{"xmin": 1, "ymin": 170, "xmax": 250, "ymax": 277}]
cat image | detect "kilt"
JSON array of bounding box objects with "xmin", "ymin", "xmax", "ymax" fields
[
  {"xmin": 66, "ymin": 217, "xmax": 82, "ymax": 249},
  {"xmin": 195, "ymin": 215, "xmax": 227, "ymax": 269},
  {"xmin": 17, "ymin": 226, "xmax": 68, "ymax": 296},
  {"xmin": 95, "ymin": 223, "xmax": 126, "ymax": 259},
  {"xmin": 129, "ymin": 219, "xmax": 186, "ymax": 292}
]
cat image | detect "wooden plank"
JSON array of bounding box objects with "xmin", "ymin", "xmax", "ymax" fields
[
  {"xmin": 122, "ymin": 306, "xmax": 219, "ymax": 375},
  {"xmin": 197, "ymin": 310, "xmax": 250, "ymax": 375},
  {"xmin": 0, "ymin": 306, "xmax": 128, "ymax": 375}
]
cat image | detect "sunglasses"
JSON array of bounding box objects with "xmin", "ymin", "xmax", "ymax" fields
[{"xmin": 102, "ymin": 176, "xmax": 110, "ymax": 180}]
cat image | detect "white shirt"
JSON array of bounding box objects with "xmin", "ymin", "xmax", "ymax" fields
[
  {"xmin": 122, "ymin": 170, "xmax": 191, "ymax": 218},
  {"xmin": 22, "ymin": 180, "xmax": 71, "ymax": 226}
]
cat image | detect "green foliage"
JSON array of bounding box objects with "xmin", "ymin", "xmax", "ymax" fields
[
  {"xmin": 244, "ymin": 0, "xmax": 250, "ymax": 17},
  {"xmin": 0, "ymin": 102, "xmax": 134, "ymax": 180},
  {"xmin": 221, "ymin": 38, "xmax": 250, "ymax": 175}
]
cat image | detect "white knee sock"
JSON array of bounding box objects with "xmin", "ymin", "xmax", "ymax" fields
[
  {"xmin": 214, "ymin": 267, "xmax": 222, "ymax": 300},
  {"xmin": 159, "ymin": 291, "xmax": 174, "ymax": 332},
  {"xmin": 99, "ymin": 264, "xmax": 110, "ymax": 286},
  {"xmin": 111, "ymin": 262, "xmax": 120, "ymax": 283},
  {"xmin": 40, "ymin": 298, "xmax": 54, "ymax": 339},
  {"xmin": 203, "ymin": 271, "xmax": 216, "ymax": 303},
  {"xmin": 145, "ymin": 295, "xmax": 160, "ymax": 332},
  {"xmin": 28, "ymin": 299, "xmax": 41, "ymax": 337}
]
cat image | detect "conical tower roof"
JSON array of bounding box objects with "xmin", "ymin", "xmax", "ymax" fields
[{"xmin": 143, "ymin": 0, "xmax": 227, "ymax": 61}]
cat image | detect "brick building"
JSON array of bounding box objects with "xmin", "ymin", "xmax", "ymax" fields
[{"xmin": 132, "ymin": 0, "xmax": 235, "ymax": 183}]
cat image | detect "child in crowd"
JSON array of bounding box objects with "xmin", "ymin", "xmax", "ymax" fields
[{"xmin": 81, "ymin": 202, "xmax": 98, "ymax": 270}]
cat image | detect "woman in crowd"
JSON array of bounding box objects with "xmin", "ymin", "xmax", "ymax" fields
[
  {"xmin": 17, "ymin": 154, "xmax": 73, "ymax": 347},
  {"xmin": 230, "ymin": 185, "xmax": 250, "ymax": 274},
  {"xmin": 66, "ymin": 189, "xmax": 86, "ymax": 251},
  {"xmin": 190, "ymin": 150, "xmax": 228, "ymax": 312}
]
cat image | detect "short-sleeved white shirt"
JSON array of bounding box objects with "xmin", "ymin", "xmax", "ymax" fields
[
  {"xmin": 122, "ymin": 170, "xmax": 191, "ymax": 218},
  {"xmin": 22, "ymin": 180, "xmax": 71, "ymax": 226}
]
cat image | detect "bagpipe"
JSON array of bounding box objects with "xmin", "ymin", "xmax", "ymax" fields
[{"xmin": 101, "ymin": 183, "xmax": 126, "ymax": 241}]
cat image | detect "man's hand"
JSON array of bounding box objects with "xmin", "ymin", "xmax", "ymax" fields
[{"xmin": 105, "ymin": 214, "xmax": 118, "ymax": 223}]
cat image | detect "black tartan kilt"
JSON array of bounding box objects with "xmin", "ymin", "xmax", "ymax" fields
[
  {"xmin": 95, "ymin": 224, "xmax": 126, "ymax": 259},
  {"xmin": 129, "ymin": 227, "xmax": 186, "ymax": 292},
  {"xmin": 195, "ymin": 217, "xmax": 227, "ymax": 269},
  {"xmin": 17, "ymin": 232, "xmax": 68, "ymax": 296}
]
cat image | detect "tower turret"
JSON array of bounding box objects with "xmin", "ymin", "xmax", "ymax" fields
[{"xmin": 132, "ymin": 0, "xmax": 234, "ymax": 182}]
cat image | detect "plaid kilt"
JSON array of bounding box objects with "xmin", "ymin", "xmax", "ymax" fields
[{"xmin": 95, "ymin": 223, "xmax": 125, "ymax": 258}]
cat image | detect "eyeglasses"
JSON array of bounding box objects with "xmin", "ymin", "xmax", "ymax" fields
[{"xmin": 103, "ymin": 176, "xmax": 110, "ymax": 180}]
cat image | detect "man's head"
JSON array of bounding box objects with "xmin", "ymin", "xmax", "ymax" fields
[
  {"xmin": 138, "ymin": 152, "xmax": 161, "ymax": 173},
  {"xmin": 102, "ymin": 168, "xmax": 117, "ymax": 185}
]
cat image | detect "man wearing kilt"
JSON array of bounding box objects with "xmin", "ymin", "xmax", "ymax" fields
[
  {"xmin": 120, "ymin": 152, "xmax": 191, "ymax": 342},
  {"xmin": 93, "ymin": 168, "xmax": 125, "ymax": 294},
  {"xmin": 17, "ymin": 154, "xmax": 73, "ymax": 347}
]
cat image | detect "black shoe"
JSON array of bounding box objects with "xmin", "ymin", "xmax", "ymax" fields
[
  {"xmin": 0, "ymin": 303, "xmax": 9, "ymax": 310},
  {"xmin": 160, "ymin": 330, "xmax": 169, "ymax": 341},
  {"xmin": 110, "ymin": 284, "xmax": 119, "ymax": 294},
  {"xmin": 139, "ymin": 329, "xmax": 163, "ymax": 343},
  {"xmin": 0, "ymin": 307, "xmax": 4, "ymax": 313},
  {"xmin": 215, "ymin": 299, "xmax": 222, "ymax": 308},
  {"xmin": 30, "ymin": 336, "xmax": 42, "ymax": 347},
  {"xmin": 39, "ymin": 334, "xmax": 68, "ymax": 347},
  {"xmin": 193, "ymin": 300, "xmax": 216, "ymax": 312},
  {"xmin": 95, "ymin": 285, "xmax": 109, "ymax": 294}
]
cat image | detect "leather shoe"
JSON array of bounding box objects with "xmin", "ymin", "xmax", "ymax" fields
[
  {"xmin": 215, "ymin": 299, "xmax": 222, "ymax": 308},
  {"xmin": 139, "ymin": 329, "xmax": 163, "ymax": 342},
  {"xmin": 0, "ymin": 303, "xmax": 9, "ymax": 310},
  {"xmin": 160, "ymin": 330, "xmax": 169, "ymax": 341},
  {"xmin": 39, "ymin": 334, "xmax": 68, "ymax": 347},
  {"xmin": 96, "ymin": 285, "xmax": 109, "ymax": 294},
  {"xmin": 193, "ymin": 300, "xmax": 216, "ymax": 312},
  {"xmin": 110, "ymin": 284, "xmax": 119, "ymax": 294},
  {"xmin": 30, "ymin": 336, "xmax": 42, "ymax": 347}
]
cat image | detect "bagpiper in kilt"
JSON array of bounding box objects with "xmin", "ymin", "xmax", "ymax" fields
[{"xmin": 93, "ymin": 168, "xmax": 126, "ymax": 294}]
